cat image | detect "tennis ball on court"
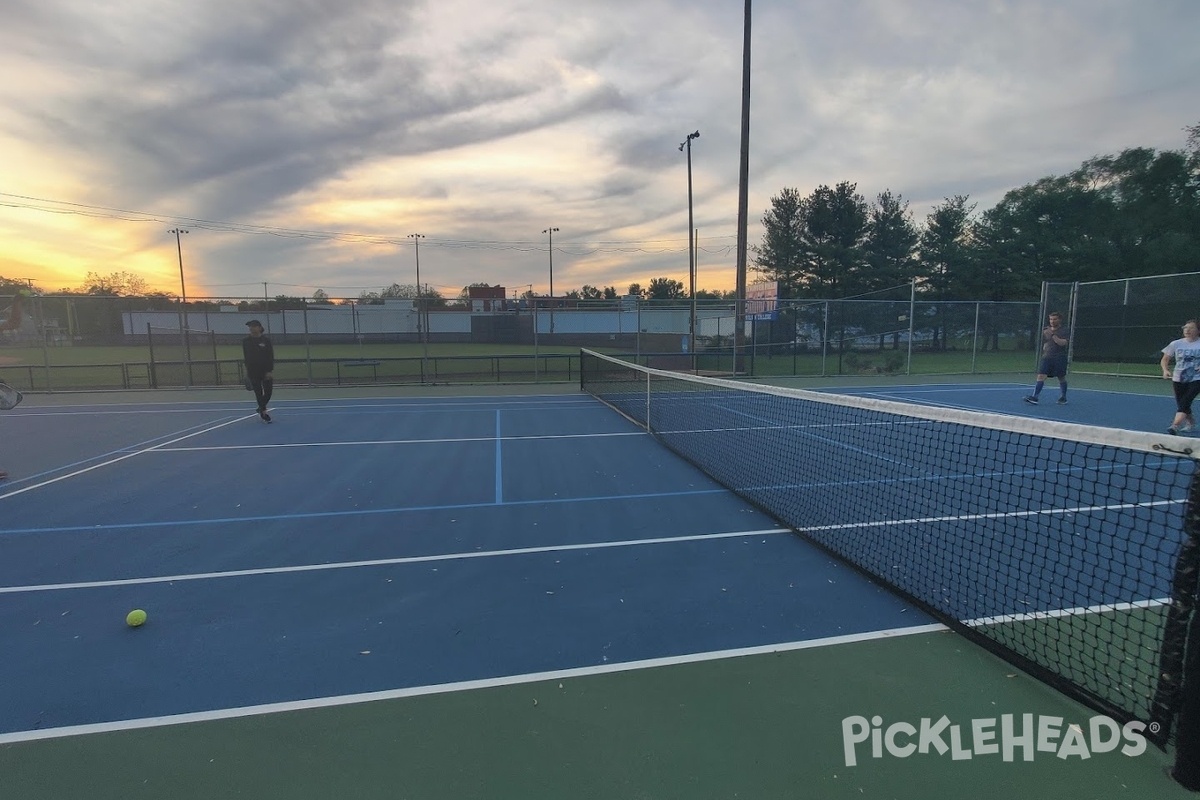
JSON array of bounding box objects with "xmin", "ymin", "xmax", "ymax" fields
[{"xmin": 126, "ymin": 609, "xmax": 147, "ymax": 628}]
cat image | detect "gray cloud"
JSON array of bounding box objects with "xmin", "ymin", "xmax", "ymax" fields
[{"xmin": 1, "ymin": 0, "xmax": 1198, "ymax": 297}]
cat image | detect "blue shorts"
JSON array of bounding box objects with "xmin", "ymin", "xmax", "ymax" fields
[{"xmin": 1038, "ymin": 356, "xmax": 1068, "ymax": 379}]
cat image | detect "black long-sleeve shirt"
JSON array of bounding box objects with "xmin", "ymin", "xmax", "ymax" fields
[{"xmin": 242, "ymin": 335, "xmax": 274, "ymax": 377}]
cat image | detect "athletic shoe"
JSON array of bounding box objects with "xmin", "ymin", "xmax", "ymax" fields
[
  {"xmin": 1024, "ymin": 396, "xmax": 1039, "ymax": 405},
  {"xmin": 1057, "ymin": 397, "xmax": 1067, "ymax": 405},
  {"xmin": 1181, "ymin": 422, "xmax": 1195, "ymax": 433},
  {"xmin": 1168, "ymin": 426, "xmax": 1180, "ymax": 435},
  {"xmin": 260, "ymin": 411, "xmax": 272, "ymax": 423}
]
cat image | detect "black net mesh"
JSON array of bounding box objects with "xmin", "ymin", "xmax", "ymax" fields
[{"xmin": 581, "ymin": 348, "xmax": 1200, "ymax": 745}]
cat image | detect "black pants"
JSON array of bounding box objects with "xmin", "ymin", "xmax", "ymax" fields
[
  {"xmin": 249, "ymin": 375, "xmax": 274, "ymax": 411},
  {"xmin": 1175, "ymin": 380, "xmax": 1200, "ymax": 415}
]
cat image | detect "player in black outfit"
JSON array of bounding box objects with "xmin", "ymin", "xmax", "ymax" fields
[{"xmin": 242, "ymin": 320, "xmax": 275, "ymax": 422}]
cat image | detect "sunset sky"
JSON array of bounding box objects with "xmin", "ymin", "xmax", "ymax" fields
[{"xmin": 1, "ymin": 0, "xmax": 1197, "ymax": 300}]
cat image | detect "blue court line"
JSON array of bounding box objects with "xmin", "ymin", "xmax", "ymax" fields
[
  {"xmin": 495, "ymin": 410, "xmax": 504, "ymax": 504},
  {"xmin": 0, "ymin": 488, "xmax": 731, "ymax": 535}
]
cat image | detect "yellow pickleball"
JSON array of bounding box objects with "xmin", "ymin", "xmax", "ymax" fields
[{"xmin": 126, "ymin": 609, "xmax": 147, "ymax": 627}]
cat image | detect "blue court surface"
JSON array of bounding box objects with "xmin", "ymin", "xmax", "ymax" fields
[
  {"xmin": 0, "ymin": 391, "xmax": 930, "ymax": 737},
  {"xmin": 1, "ymin": 381, "xmax": 1195, "ymax": 800}
]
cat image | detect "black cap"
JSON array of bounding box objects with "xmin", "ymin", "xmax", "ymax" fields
[{"xmin": 245, "ymin": 320, "xmax": 263, "ymax": 328}]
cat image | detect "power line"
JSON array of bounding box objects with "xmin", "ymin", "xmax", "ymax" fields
[{"xmin": 0, "ymin": 192, "xmax": 736, "ymax": 254}]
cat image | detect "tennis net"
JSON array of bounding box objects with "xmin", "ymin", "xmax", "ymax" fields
[{"xmin": 580, "ymin": 348, "xmax": 1200, "ymax": 746}]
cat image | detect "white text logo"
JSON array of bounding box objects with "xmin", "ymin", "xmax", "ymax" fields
[{"xmin": 841, "ymin": 714, "xmax": 1147, "ymax": 766}]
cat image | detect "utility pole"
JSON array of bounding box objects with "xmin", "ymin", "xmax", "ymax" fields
[
  {"xmin": 679, "ymin": 130, "xmax": 699, "ymax": 367},
  {"xmin": 408, "ymin": 234, "xmax": 428, "ymax": 374},
  {"xmin": 168, "ymin": 228, "xmax": 192, "ymax": 386},
  {"xmin": 543, "ymin": 227, "xmax": 558, "ymax": 334},
  {"xmin": 734, "ymin": 0, "xmax": 752, "ymax": 373}
]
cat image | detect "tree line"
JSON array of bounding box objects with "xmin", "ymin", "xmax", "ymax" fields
[{"xmin": 753, "ymin": 123, "xmax": 1200, "ymax": 302}]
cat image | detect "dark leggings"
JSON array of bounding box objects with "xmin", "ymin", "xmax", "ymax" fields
[{"xmin": 1175, "ymin": 381, "xmax": 1200, "ymax": 414}]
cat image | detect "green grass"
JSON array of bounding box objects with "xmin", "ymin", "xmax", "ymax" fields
[
  {"xmin": 0, "ymin": 339, "xmax": 1166, "ymax": 391},
  {"xmin": 0, "ymin": 342, "xmax": 591, "ymax": 391}
]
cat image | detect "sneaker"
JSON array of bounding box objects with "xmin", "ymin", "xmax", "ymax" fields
[
  {"xmin": 1168, "ymin": 426, "xmax": 1180, "ymax": 436},
  {"xmin": 260, "ymin": 411, "xmax": 272, "ymax": 423},
  {"xmin": 1057, "ymin": 397, "xmax": 1067, "ymax": 405},
  {"xmin": 1023, "ymin": 396, "xmax": 1039, "ymax": 405},
  {"xmin": 1181, "ymin": 422, "xmax": 1195, "ymax": 433}
]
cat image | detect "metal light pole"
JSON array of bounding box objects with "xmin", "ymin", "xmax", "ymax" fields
[
  {"xmin": 679, "ymin": 130, "xmax": 699, "ymax": 366},
  {"xmin": 408, "ymin": 233, "xmax": 428, "ymax": 374},
  {"xmin": 168, "ymin": 228, "xmax": 192, "ymax": 385},
  {"xmin": 543, "ymin": 227, "xmax": 559, "ymax": 334},
  {"xmin": 734, "ymin": 0, "xmax": 752, "ymax": 374}
]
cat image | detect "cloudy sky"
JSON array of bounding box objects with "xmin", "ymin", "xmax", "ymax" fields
[{"xmin": 1, "ymin": 0, "xmax": 1197, "ymax": 300}]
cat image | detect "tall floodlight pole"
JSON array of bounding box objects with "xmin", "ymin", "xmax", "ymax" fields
[
  {"xmin": 408, "ymin": 234, "xmax": 427, "ymax": 373},
  {"xmin": 679, "ymin": 130, "xmax": 700, "ymax": 366},
  {"xmin": 734, "ymin": 0, "xmax": 752, "ymax": 373},
  {"xmin": 168, "ymin": 228, "xmax": 192, "ymax": 386},
  {"xmin": 543, "ymin": 227, "xmax": 559, "ymax": 334}
]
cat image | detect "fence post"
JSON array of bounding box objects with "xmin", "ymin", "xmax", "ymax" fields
[{"xmin": 146, "ymin": 323, "xmax": 158, "ymax": 389}]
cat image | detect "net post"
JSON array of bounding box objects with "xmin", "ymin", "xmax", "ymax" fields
[
  {"xmin": 644, "ymin": 368, "xmax": 650, "ymax": 428},
  {"xmin": 1169, "ymin": 470, "xmax": 1200, "ymax": 786}
]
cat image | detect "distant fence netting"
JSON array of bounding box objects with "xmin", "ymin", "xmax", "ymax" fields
[
  {"xmin": 147, "ymin": 325, "xmax": 219, "ymax": 387},
  {"xmin": 1046, "ymin": 272, "xmax": 1200, "ymax": 376},
  {"xmin": 580, "ymin": 348, "xmax": 1200, "ymax": 751},
  {"xmin": 1, "ymin": 278, "xmax": 1193, "ymax": 389}
]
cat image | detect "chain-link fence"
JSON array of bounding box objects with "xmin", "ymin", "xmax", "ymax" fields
[
  {"xmin": 1044, "ymin": 272, "xmax": 1200, "ymax": 377},
  {"xmin": 0, "ymin": 291, "xmax": 1057, "ymax": 391}
]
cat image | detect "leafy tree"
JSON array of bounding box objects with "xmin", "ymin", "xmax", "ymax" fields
[
  {"xmin": 381, "ymin": 283, "xmax": 414, "ymax": 298},
  {"xmin": 917, "ymin": 196, "xmax": 977, "ymax": 350},
  {"xmin": 755, "ymin": 183, "xmax": 869, "ymax": 299},
  {"xmin": 802, "ymin": 182, "xmax": 870, "ymax": 298},
  {"xmin": 80, "ymin": 271, "xmax": 148, "ymax": 296},
  {"xmin": 863, "ymin": 190, "xmax": 918, "ymax": 291},
  {"xmin": 580, "ymin": 285, "xmax": 603, "ymax": 300},
  {"xmin": 917, "ymin": 195, "xmax": 976, "ymax": 300},
  {"xmin": 603, "ymin": 286, "xmax": 618, "ymax": 300},
  {"xmin": 271, "ymin": 295, "xmax": 308, "ymax": 310},
  {"xmin": 646, "ymin": 277, "xmax": 686, "ymax": 300},
  {"xmin": 752, "ymin": 187, "xmax": 807, "ymax": 296},
  {"xmin": 1075, "ymin": 146, "xmax": 1200, "ymax": 274},
  {"xmin": 627, "ymin": 283, "xmax": 645, "ymax": 298}
]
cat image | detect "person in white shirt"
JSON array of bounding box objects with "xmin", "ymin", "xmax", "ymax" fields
[{"xmin": 1160, "ymin": 319, "xmax": 1200, "ymax": 435}]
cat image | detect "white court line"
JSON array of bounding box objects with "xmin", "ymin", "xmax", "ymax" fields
[
  {"xmin": 13, "ymin": 395, "xmax": 594, "ymax": 413},
  {"xmin": 0, "ymin": 622, "xmax": 946, "ymax": 745},
  {"xmin": 0, "ymin": 414, "xmax": 255, "ymax": 500},
  {"xmin": 966, "ymin": 597, "xmax": 1168, "ymax": 627},
  {"xmin": 152, "ymin": 429, "xmax": 646, "ymax": 452},
  {"xmin": 0, "ymin": 528, "xmax": 794, "ymax": 594}
]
